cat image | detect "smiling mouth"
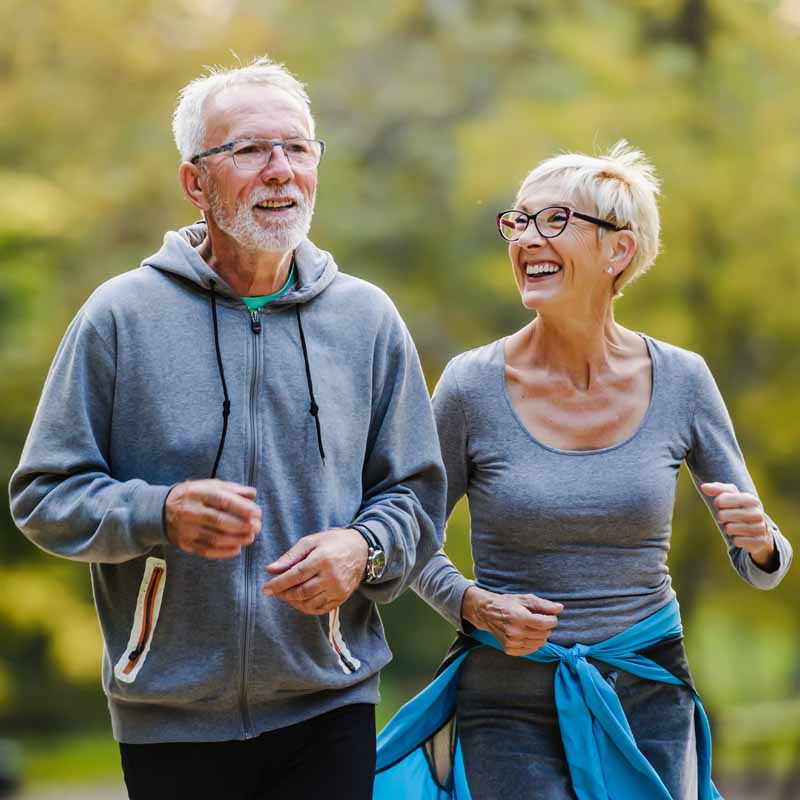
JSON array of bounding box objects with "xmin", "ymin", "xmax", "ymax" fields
[
  {"xmin": 524, "ymin": 262, "xmax": 563, "ymax": 280},
  {"xmin": 253, "ymin": 199, "xmax": 297, "ymax": 212}
]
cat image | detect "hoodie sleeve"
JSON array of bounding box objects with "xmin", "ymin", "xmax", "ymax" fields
[
  {"xmin": 412, "ymin": 358, "xmax": 476, "ymax": 630},
  {"xmin": 352, "ymin": 308, "xmax": 446, "ymax": 604},
  {"xmin": 685, "ymin": 354, "xmax": 792, "ymax": 588},
  {"xmin": 8, "ymin": 306, "xmax": 171, "ymax": 564}
]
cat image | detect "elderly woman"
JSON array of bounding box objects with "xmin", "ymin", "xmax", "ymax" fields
[{"xmin": 374, "ymin": 142, "xmax": 792, "ymax": 799}]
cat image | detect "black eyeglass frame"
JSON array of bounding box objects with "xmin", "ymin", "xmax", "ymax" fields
[
  {"xmin": 189, "ymin": 138, "xmax": 326, "ymax": 167},
  {"xmin": 496, "ymin": 206, "xmax": 625, "ymax": 242}
]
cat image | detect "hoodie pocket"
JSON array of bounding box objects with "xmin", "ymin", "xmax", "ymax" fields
[
  {"xmin": 327, "ymin": 607, "xmax": 361, "ymax": 674},
  {"xmin": 114, "ymin": 557, "xmax": 167, "ymax": 684}
]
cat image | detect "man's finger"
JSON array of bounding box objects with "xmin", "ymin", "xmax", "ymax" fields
[
  {"xmin": 192, "ymin": 506, "xmax": 260, "ymax": 536},
  {"xmin": 265, "ymin": 537, "xmax": 317, "ymax": 575},
  {"xmin": 203, "ymin": 489, "xmax": 262, "ymax": 521},
  {"xmin": 271, "ymin": 576, "xmax": 326, "ymax": 604},
  {"xmin": 263, "ymin": 559, "xmax": 316, "ymax": 595},
  {"xmin": 195, "ymin": 526, "xmax": 256, "ymax": 548},
  {"xmin": 210, "ymin": 480, "xmax": 257, "ymax": 498}
]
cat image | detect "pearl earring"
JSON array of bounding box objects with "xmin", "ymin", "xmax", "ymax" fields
[{"xmin": 606, "ymin": 267, "xmax": 614, "ymax": 274}]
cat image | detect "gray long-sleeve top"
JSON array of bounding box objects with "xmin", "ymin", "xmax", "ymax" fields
[{"xmin": 414, "ymin": 334, "xmax": 792, "ymax": 645}]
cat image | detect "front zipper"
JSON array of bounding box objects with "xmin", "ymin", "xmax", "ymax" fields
[{"xmin": 239, "ymin": 309, "xmax": 260, "ymax": 737}]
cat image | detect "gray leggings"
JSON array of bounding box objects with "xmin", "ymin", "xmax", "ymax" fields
[{"xmin": 457, "ymin": 647, "xmax": 698, "ymax": 799}]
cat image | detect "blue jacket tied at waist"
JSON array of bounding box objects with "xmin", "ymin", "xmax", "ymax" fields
[{"xmin": 374, "ymin": 598, "xmax": 722, "ymax": 799}]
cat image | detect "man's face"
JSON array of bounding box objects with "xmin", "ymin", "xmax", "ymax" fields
[{"xmin": 199, "ymin": 84, "xmax": 317, "ymax": 252}]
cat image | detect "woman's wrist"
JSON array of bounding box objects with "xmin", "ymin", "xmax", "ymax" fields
[
  {"xmin": 461, "ymin": 585, "xmax": 491, "ymax": 630},
  {"xmin": 750, "ymin": 533, "xmax": 779, "ymax": 572}
]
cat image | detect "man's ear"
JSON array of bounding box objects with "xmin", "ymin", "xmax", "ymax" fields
[
  {"xmin": 178, "ymin": 162, "xmax": 211, "ymax": 212},
  {"xmin": 606, "ymin": 229, "xmax": 637, "ymax": 276}
]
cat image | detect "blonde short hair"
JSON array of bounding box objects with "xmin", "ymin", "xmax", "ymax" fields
[
  {"xmin": 516, "ymin": 141, "xmax": 661, "ymax": 296},
  {"xmin": 172, "ymin": 56, "xmax": 314, "ymax": 163}
]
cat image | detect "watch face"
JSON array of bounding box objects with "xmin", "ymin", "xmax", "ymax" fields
[{"xmin": 368, "ymin": 549, "xmax": 387, "ymax": 581}]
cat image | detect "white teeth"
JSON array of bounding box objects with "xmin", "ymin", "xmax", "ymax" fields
[{"xmin": 525, "ymin": 262, "xmax": 561, "ymax": 276}]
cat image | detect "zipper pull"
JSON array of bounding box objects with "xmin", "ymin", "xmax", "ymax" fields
[
  {"xmin": 250, "ymin": 310, "xmax": 262, "ymax": 335},
  {"xmin": 128, "ymin": 644, "xmax": 145, "ymax": 660}
]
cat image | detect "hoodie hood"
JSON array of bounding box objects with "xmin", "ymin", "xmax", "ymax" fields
[{"xmin": 141, "ymin": 221, "xmax": 338, "ymax": 306}]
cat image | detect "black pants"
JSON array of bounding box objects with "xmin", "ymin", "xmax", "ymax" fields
[{"xmin": 119, "ymin": 703, "xmax": 376, "ymax": 800}]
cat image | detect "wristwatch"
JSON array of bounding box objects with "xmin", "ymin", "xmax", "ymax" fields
[{"xmin": 349, "ymin": 523, "xmax": 387, "ymax": 584}]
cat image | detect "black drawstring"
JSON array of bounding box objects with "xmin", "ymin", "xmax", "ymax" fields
[
  {"xmin": 295, "ymin": 303, "xmax": 326, "ymax": 462},
  {"xmin": 199, "ymin": 264, "xmax": 324, "ymax": 473},
  {"xmin": 209, "ymin": 280, "xmax": 231, "ymax": 478}
]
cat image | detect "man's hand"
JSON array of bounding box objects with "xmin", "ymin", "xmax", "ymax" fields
[
  {"xmin": 701, "ymin": 482, "xmax": 777, "ymax": 569},
  {"xmin": 165, "ymin": 479, "xmax": 261, "ymax": 559},
  {"xmin": 462, "ymin": 587, "xmax": 563, "ymax": 657},
  {"xmin": 262, "ymin": 528, "xmax": 369, "ymax": 615}
]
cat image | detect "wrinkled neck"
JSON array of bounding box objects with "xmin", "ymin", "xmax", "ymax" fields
[{"xmin": 197, "ymin": 226, "xmax": 293, "ymax": 296}]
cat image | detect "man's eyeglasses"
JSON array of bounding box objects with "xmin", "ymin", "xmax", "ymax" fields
[
  {"xmin": 190, "ymin": 138, "xmax": 325, "ymax": 171},
  {"xmin": 496, "ymin": 206, "xmax": 625, "ymax": 242}
]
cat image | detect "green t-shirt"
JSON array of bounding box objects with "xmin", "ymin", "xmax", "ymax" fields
[{"xmin": 241, "ymin": 263, "xmax": 296, "ymax": 311}]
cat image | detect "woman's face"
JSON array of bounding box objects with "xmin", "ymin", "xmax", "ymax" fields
[{"xmin": 508, "ymin": 181, "xmax": 612, "ymax": 313}]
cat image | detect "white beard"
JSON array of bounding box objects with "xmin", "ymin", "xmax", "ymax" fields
[{"xmin": 207, "ymin": 181, "xmax": 314, "ymax": 252}]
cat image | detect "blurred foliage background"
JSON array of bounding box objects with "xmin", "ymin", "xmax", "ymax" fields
[{"xmin": 1, "ymin": 0, "xmax": 798, "ymax": 796}]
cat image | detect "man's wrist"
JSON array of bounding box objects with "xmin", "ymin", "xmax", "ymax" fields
[{"xmin": 347, "ymin": 524, "xmax": 386, "ymax": 583}]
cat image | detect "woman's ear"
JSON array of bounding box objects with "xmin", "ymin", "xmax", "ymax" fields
[
  {"xmin": 178, "ymin": 162, "xmax": 211, "ymax": 212},
  {"xmin": 606, "ymin": 230, "xmax": 637, "ymax": 276}
]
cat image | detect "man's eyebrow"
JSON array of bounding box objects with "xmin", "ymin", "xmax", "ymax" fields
[{"xmin": 234, "ymin": 131, "xmax": 308, "ymax": 141}]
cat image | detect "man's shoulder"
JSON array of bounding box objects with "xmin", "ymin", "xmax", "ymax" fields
[
  {"xmin": 324, "ymin": 271, "xmax": 403, "ymax": 324},
  {"xmin": 83, "ymin": 265, "xmax": 173, "ymax": 314}
]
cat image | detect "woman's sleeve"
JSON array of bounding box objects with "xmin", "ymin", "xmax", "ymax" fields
[
  {"xmin": 685, "ymin": 355, "xmax": 792, "ymax": 588},
  {"xmin": 412, "ymin": 358, "xmax": 476, "ymax": 630}
]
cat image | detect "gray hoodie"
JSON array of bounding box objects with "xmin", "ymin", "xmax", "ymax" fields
[{"xmin": 9, "ymin": 223, "xmax": 446, "ymax": 744}]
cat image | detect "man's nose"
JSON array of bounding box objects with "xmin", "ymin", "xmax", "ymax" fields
[{"xmin": 259, "ymin": 144, "xmax": 294, "ymax": 182}]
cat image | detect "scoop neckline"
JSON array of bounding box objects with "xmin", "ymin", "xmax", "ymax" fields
[{"xmin": 497, "ymin": 332, "xmax": 658, "ymax": 456}]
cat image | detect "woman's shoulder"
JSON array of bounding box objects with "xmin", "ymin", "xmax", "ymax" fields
[
  {"xmin": 640, "ymin": 332, "xmax": 709, "ymax": 377},
  {"xmin": 440, "ymin": 338, "xmax": 505, "ymax": 386},
  {"xmin": 641, "ymin": 333, "xmax": 705, "ymax": 372}
]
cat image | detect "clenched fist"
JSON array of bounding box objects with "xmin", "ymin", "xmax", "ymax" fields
[
  {"xmin": 462, "ymin": 587, "xmax": 564, "ymax": 657},
  {"xmin": 164, "ymin": 479, "xmax": 261, "ymax": 559},
  {"xmin": 701, "ymin": 482, "xmax": 777, "ymax": 569},
  {"xmin": 262, "ymin": 528, "xmax": 369, "ymax": 615}
]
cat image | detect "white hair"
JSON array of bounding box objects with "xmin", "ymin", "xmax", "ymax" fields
[
  {"xmin": 516, "ymin": 140, "xmax": 661, "ymax": 297},
  {"xmin": 172, "ymin": 56, "xmax": 315, "ymax": 163}
]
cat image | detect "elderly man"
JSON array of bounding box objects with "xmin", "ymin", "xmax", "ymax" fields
[{"xmin": 9, "ymin": 58, "xmax": 445, "ymax": 799}]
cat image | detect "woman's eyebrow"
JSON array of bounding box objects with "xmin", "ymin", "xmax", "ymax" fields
[{"xmin": 518, "ymin": 201, "xmax": 573, "ymax": 212}]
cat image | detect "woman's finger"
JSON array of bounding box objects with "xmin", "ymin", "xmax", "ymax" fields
[
  {"xmin": 718, "ymin": 508, "xmax": 764, "ymax": 524},
  {"xmin": 726, "ymin": 522, "xmax": 768, "ymax": 538},
  {"xmin": 713, "ymin": 491, "xmax": 759, "ymax": 510}
]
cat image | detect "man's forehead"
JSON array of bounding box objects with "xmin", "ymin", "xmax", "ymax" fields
[{"xmin": 204, "ymin": 84, "xmax": 311, "ymax": 143}]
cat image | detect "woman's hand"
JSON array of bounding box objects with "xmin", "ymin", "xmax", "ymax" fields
[
  {"xmin": 701, "ymin": 482, "xmax": 777, "ymax": 569},
  {"xmin": 461, "ymin": 587, "xmax": 563, "ymax": 656}
]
